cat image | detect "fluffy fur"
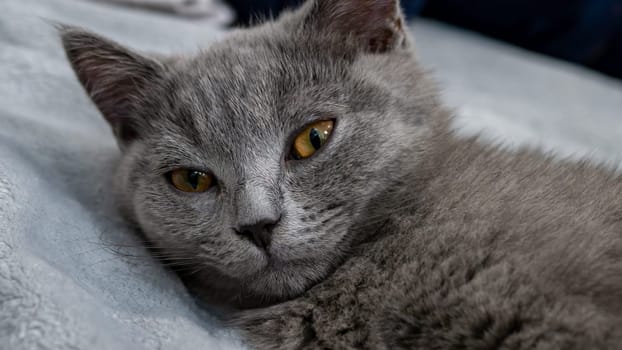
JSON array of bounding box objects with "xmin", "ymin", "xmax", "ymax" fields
[{"xmin": 61, "ymin": 0, "xmax": 622, "ymax": 348}]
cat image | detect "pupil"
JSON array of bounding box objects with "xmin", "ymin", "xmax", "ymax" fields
[
  {"xmin": 188, "ymin": 171, "xmax": 200, "ymax": 189},
  {"xmin": 309, "ymin": 128, "xmax": 322, "ymax": 150}
]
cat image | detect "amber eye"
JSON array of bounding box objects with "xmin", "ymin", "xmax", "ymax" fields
[
  {"xmin": 291, "ymin": 120, "xmax": 334, "ymax": 160},
  {"xmin": 169, "ymin": 169, "xmax": 214, "ymax": 193}
]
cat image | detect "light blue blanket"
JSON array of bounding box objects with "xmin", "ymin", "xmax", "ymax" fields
[{"xmin": 1, "ymin": 0, "xmax": 621, "ymax": 349}]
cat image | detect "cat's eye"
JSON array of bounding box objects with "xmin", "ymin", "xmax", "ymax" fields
[
  {"xmin": 169, "ymin": 169, "xmax": 214, "ymax": 193},
  {"xmin": 291, "ymin": 120, "xmax": 334, "ymax": 160}
]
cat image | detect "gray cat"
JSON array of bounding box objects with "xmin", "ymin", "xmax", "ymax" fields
[{"xmin": 60, "ymin": 0, "xmax": 622, "ymax": 348}]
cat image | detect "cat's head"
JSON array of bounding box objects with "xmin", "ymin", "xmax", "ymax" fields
[{"xmin": 61, "ymin": 0, "xmax": 447, "ymax": 308}]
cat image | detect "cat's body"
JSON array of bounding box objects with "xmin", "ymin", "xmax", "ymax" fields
[
  {"xmin": 233, "ymin": 137, "xmax": 622, "ymax": 349},
  {"xmin": 60, "ymin": 0, "xmax": 622, "ymax": 348}
]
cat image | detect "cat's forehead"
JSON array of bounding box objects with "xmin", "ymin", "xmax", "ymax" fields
[
  {"xmin": 158, "ymin": 36, "xmax": 351, "ymax": 134},
  {"xmin": 145, "ymin": 34, "xmax": 357, "ymax": 163},
  {"xmin": 180, "ymin": 34, "xmax": 353, "ymax": 98}
]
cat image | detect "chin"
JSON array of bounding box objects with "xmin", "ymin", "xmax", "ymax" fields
[{"xmin": 181, "ymin": 256, "xmax": 329, "ymax": 309}]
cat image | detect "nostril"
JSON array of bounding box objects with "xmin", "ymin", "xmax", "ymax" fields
[
  {"xmin": 236, "ymin": 229, "xmax": 256, "ymax": 245},
  {"xmin": 235, "ymin": 216, "xmax": 280, "ymax": 251},
  {"xmin": 264, "ymin": 219, "xmax": 279, "ymax": 233},
  {"xmin": 238, "ymin": 227, "xmax": 270, "ymax": 251}
]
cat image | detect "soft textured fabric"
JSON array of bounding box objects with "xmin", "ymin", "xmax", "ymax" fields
[
  {"xmin": 92, "ymin": 0, "xmax": 234, "ymax": 19},
  {"xmin": 0, "ymin": 0, "xmax": 621, "ymax": 349},
  {"xmin": 415, "ymin": 20, "xmax": 622, "ymax": 164},
  {"xmin": 0, "ymin": 1, "xmax": 241, "ymax": 349}
]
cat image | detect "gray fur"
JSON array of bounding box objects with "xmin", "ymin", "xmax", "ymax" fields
[{"xmin": 61, "ymin": 0, "xmax": 622, "ymax": 348}]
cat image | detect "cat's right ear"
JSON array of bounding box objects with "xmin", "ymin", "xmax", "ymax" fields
[
  {"xmin": 60, "ymin": 26, "xmax": 163, "ymax": 148},
  {"xmin": 300, "ymin": 0, "xmax": 408, "ymax": 53}
]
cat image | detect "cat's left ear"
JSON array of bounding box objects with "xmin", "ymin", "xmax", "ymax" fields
[
  {"xmin": 60, "ymin": 26, "xmax": 164, "ymax": 148},
  {"xmin": 302, "ymin": 0, "xmax": 408, "ymax": 53}
]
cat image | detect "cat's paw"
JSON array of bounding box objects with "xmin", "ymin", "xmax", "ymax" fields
[{"xmin": 230, "ymin": 301, "xmax": 316, "ymax": 350}]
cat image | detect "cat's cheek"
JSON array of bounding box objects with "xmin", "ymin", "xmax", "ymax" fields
[{"xmin": 113, "ymin": 148, "xmax": 145, "ymax": 224}]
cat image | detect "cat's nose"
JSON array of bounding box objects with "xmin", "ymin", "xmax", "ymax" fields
[{"xmin": 236, "ymin": 216, "xmax": 280, "ymax": 251}]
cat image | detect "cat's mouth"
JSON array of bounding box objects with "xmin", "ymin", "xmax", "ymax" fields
[{"xmin": 183, "ymin": 252, "xmax": 316, "ymax": 308}]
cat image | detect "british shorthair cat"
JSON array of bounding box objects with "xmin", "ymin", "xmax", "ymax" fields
[{"xmin": 61, "ymin": 0, "xmax": 622, "ymax": 348}]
